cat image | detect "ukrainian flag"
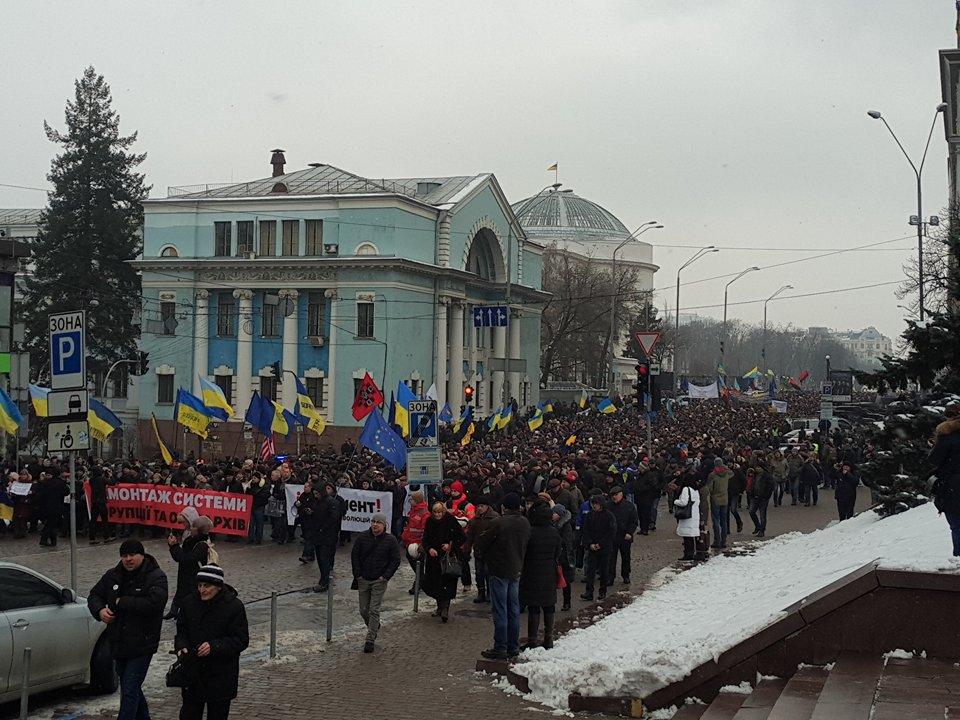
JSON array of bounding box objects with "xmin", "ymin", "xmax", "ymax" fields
[
  {"xmin": 460, "ymin": 422, "xmax": 475, "ymax": 446},
  {"xmin": 294, "ymin": 376, "xmax": 318, "ymax": 419},
  {"xmin": 496, "ymin": 406, "xmax": 513, "ymax": 430},
  {"xmin": 543, "ymin": 401, "xmax": 553, "ymax": 414},
  {"xmin": 88, "ymin": 398, "xmax": 122, "ymax": 442},
  {"xmin": 29, "ymin": 384, "xmax": 49, "ymax": 417},
  {"xmin": 151, "ymin": 413, "xmax": 173, "ymax": 465},
  {"xmin": 0, "ymin": 387, "xmax": 23, "ymax": 435},
  {"xmin": 598, "ymin": 398, "xmax": 617, "ymax": 414},
  {"xmin": 199, "ymin": 376, "xmax": 233, "ymax": 420},
  {"xmin": 395, "ymin": 381, "xmax": 416, "ymax": 437},
  {"xmin": 271, "ymin": 400, "xmax": 292, "ymax": 437},
  {"xmin": 305, "ymin": 413, "xmax": 326, "ymax": 436},
  {"xmin": 487, "ymin": 407, "xmax": 502, "ymax": 431},
  {"xmin": 175, "ymin": 388, "xmax": 213, "ymax": 439},
  {"xmin": 528, "ymin": 406, "xmax": 544, "ymax": 431},
  {"xmin": 578, "ymin": 389, "xmax": 588, "ymax": 409},
  {"xmin": 743, "ymin": 366, "xmax": 761, "ymax": 379},
  {"xmin": 453, "ymin": 406, "xmax": 473, "ymax": 434}
]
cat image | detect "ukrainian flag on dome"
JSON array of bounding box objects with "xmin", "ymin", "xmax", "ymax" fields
[
  {"xmin": 199, "ymin": 376, "xmax": 233, "ymax": 420},
  {"xmin": 0, "ymin": 387, "xmax": 23, "ymax": 434}
]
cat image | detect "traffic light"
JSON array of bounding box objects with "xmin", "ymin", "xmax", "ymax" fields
[
  {"xmin": 464, "ymin": 385, "xmax": 475, "ymax": 404},
  {"xmin": 632, "ymin": 363, "xmax": 649, "ymax": 411},
  {"xmin": 271, "ymin": 360, "xmax": 283, "ymax": 379},
  {"xmin": 137, "ymin": 351, "xmax": 149, "ymax": 376}
]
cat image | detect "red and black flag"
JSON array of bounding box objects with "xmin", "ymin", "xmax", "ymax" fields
[{"xmin": 351, "ymin": 372, "xmax": 384, "ymax": 421}]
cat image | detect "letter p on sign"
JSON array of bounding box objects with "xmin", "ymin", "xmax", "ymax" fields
[{"xmin": 49, "ymin": 311, "xmax": 86, "ymax": 391}]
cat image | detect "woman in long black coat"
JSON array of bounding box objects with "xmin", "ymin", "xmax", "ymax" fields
[
  {"xmin": 520, "ymin": 501, "xmax": 562, "ymax": 649},
  {"xmin": 421, "ymin": 502, "xmax": 465, "ymax": 622}
]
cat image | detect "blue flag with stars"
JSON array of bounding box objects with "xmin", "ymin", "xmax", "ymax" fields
[{"xmin": 359, "ymin": 408, "xmax": 407, "ymax": 470}]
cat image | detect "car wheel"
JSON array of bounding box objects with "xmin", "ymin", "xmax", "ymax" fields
[{"xmin": 89, "ymin": 636, "xmax": 117, "ymax": 694}]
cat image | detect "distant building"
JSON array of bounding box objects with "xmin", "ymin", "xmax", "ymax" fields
[{"xmin": 807, "ymin": 326, "xmax": 893, "ymax": 366}]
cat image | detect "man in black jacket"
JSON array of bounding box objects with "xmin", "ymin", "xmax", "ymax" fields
[
  {"xmin": 36, "ymin": 471, "xmax": 68, "ymax": 547},
  {"xmin": 351, "ymin": 512, "xmax": 401, "ymax": 653},
  {"xmin": 580, "ymin": 495, "xmax": 616, "ymax": 600},
  {"xmin": 931, "ymin": 404, "xmax": 960, "ymax": 555},
  {"xmin": 606, "ymin": 486, "xmax": 639, "ymax": 584},
  {"xmin": 88, "ymin": 539, "xmax": 168, "ymax": 720}
]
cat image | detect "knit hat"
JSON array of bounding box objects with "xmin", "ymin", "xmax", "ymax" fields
[
  {"xmin": 502, "ymin": 493, "xmax": 522, "ymax": 511},
  {"xmin": 196, "ymin": 564, "xmax": 225, "ymax": 586},
  {"xmin": 371, "ymin": 512, "xmax": 388, "ymax": 525},
  {"xmin": 119, "ymin": 539, "xmax": 145, "ymax": 556}
]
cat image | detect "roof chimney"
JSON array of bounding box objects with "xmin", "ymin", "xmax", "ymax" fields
[{"xmin": 270, "ymin": 149, "xmax": 286, "ymax": 177}]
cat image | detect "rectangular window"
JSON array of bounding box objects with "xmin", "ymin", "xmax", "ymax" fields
[
  {"xmin": 261, "ymin": 300, "xmax": 280, "ymax": 337},
  {"xmin": 160, "ymin": 301, "xmax": 176, "ymax": 335},
  {"xmin": 237, "ymin": 221, "xmax": 254, "ymax": 256},
  {"xmin": 357, "ymin": 301, "xmax": 374, "ymax": 338},
  {"xmin": 259, "ymin": 220, "xmax": 276, "ymax": 256},
  {"xmin": 282, "ymin": 220, "xmax": 299, "ymax": 256},
  {"xmin": 157, "ymin": 374, "xmax": 174, "ymax": 404},
  {"xmin": 306, "ymin": 376, "xmax": 324, "ymax": 408},
  {"xmin": 307, "ymin": 291, "xmax": 325, "ymax": 337},
  {"xmin": 305, "ymin": 220, "xmax": 323, "ymax": 255},
  {"xmin": 112, "ymin": 368, "xmax": 128, "ymax": 399},
  {"xmin": 260, "ymin": 376, "xmax": 278, "ymax": 402},
  {"xmin": 214, "ymin": 222, "xmax": 231, "ymax": 256},
  {"xmin": 217, "ymin": 292, "xmax": 235, "ymax": 337},
  {"xmin": 215, "ymin": 375, "xmax": 233, "ymax": 408},
  {"xmin": 353, "ymin": 377, "xmax": 362, "ymax": 398}
]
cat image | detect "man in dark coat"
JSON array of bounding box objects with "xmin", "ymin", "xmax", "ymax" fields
[
  {"xmin": 297, "ymin": 482, "xmax": 344, "ymax": 592},
  {"xmin": 798, "ymin": 455, "xmax": 821, "ymax": 507},
  {"xmin": 931, "ymin": 404, "xmax": 960, "ymax": 555},
  {"xmin": 580, "ymin": 495, "xmax": 616, "ymax": 600},
  {"xmin": 835, "ymin": 461, "xmax": 859, "ymax": 521},
  {"xmin": 175, "ymin": 564, "xmax": 249, "ymax": 720},
  {"xmin": 88, "ymin": 539, "xmax": 168, "ymax": 720},
  {"xmin": 351, "ymin": 512, "xmax": 401, "ymax": 653},
  {"xmin": 88, "ymin": 464, "xmax": 115, "ymax": 544},
  {"xmin": 36, "ymin": 471, "xmax": 68, "ymax": 547},
  {"xmin": 477, "ymin": 493, "xmax": 531, "ymax": 660},
  {"xmin": 519, "ymin": 501, "xmax": 562, "ymax": 649},
  {"xmin": 606, "ymin": 486, "xmax": 639, "ymax": 584}
]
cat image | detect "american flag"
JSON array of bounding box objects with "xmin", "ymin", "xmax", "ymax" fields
[{"xmin": 260, "ymin": 435, "xmax": 275, "ymax": 462}]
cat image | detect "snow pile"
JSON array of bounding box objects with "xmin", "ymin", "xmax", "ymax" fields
[{"xmin": 517, "ymin": 504, "xmax": 952, "ymax": 710}]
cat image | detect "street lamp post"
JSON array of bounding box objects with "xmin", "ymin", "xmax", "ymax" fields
[
  {"xmin": 721, "ymin": 266, "xmax": 760, "ymax": 361},
  {"xmin": 762, "ymin": 285, "xmax": 794, "ymax": 376},
  {"xmin": 607, "ymin": 222, "xmax": 663, "ymax": 397},
  {"xmin": 674, "ymin": 246, "xmax": 719, "ymax": 393},
  {"xmin": 867, "ymin": 104, "xmax": 947, "ymax": 322}
]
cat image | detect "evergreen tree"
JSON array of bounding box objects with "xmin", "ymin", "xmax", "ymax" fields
[{"xmin": 22, "ymin": 66, "xmax": 148, "ymax": 380}]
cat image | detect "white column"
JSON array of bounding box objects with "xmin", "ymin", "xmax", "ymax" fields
[
  {"xmin": 435, "ymin": 297, "xmax": 448, "ymax": 406},
  {"xmin": 325, "ymin": 289, "xmax": 338, "ymax": 421},
  {"xmin": 508, "ymin": 309, "xmax": 521, "ymax": 406},
  {"xmin": 233, "ymin": 289, "xmax": 254, "ymax": 414},
  {"xmin": 279, "ymin": 289, "xmax": 299, "ymax": 410},
  {"xmin": 192, "ymin": 289, "xmax": 209, "ymax": 396},
  {"xmin": 449, "ymin": 302, "xmax": 465, "ymax": 411},
  {"xmin": 492, "ymin": 325, "xmax": 506, "ymax": 409}
]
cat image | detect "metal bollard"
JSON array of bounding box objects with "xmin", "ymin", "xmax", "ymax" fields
[
  {"xmin": 413, "ymin": 558, "xmax": 422, "ymax": 613},
  {"xmin": 19, "ymin": 647, "xmax": 31, "ymax": 720},
  {"xmin": 269, "ymin": 592, "xmax": 278, "ymax": 659},
  {"xmin": 325, "ymin": 582, "xmax": 333, "ymax": 642}
]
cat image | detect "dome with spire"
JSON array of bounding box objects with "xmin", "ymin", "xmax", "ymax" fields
[{"xmin": 511, "ymin": 186, "xmax": 631, "ymax": 242}]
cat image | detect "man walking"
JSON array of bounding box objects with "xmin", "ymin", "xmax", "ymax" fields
[
  {"xmin": 580, "ymin": 494, "xmax": 616, "ymax": 600},
  {"xmin": 351, "ymin": 512, "xmax": 401, "ymax": 653},
  {"xmin": 606, "ymin": 486, "xmax": 638, "ymax": 584},
  {"xmin": 88, "ymin": 539, "xmax": 168, "ymax": 720},
  {"xmin": 835, "ymin": 461, "xmax": 859, "ymax": 521},
  {"xmin": 707, "ymin": 459, "xmax": 733, "ymax": 549},
  {"xmin": 478, "ymin": 493, "xmax": 531, "ymax": 660}
]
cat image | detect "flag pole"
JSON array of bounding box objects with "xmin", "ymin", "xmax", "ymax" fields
[{"xmin": 230, "ymin": 422, "xmax": 244, "ymax": 460}]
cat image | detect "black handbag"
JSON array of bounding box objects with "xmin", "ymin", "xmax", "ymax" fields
[
  {"xmin": 440, "ymin": 552, "xmax": 462, "ymax": 578},
  {"xmin": 165, "ymin": 656, "xmax": 190, "ymax": 688},
  {"xmin": 674, "ymin": 489, "xmax": 694, "ymax": 520}
]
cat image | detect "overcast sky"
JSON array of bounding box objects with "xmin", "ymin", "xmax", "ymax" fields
[{"xmin": 2, "ymin": 1, "xmax": 955, "ymax": 341}]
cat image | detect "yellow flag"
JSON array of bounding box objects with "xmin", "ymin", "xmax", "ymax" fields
[
  {"xmin": 460, "ymin": 422, "xmax": 475, "ymax": 446},
  {"xmin": 151, "ymin": 414, "xmax": 173, "ymax": 465},
  {"xmin": 306, "ymin": 413, "xmax": 326, "ymax": 436},
  {"xmin": 547, "ymin": 163, "xmax": 558, "ymax": 171}
]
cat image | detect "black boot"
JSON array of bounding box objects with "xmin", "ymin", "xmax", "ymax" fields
[
  {"xmin": 524, "ymin": 608, "xmax": 541, "ymax": 650},
  {"xmin": 542, "ymin": 610, "xmax": 555, "ymax": 649}
]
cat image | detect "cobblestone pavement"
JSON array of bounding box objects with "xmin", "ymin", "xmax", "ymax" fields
[{"xmin": 0, "ymin": 487, "xmax": 872, "ymax": 720}]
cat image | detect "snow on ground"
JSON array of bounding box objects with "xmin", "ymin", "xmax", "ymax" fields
[{"xmin": 515, "ymin": 503, "xmax": 953, "ymax": 710}]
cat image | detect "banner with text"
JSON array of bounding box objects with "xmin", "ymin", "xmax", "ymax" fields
[
  {"xmin": 87, "ymin": 483, "xmax": 252, "ymax": 537},
  {"xmin": 284, "ymin": 485, "xmax": 392, "ymax": 532},
  {"xmin": 688, "ymin": 381, "xmax": 720, "ymax": 400}
]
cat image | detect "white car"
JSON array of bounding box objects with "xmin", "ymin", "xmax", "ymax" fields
[{"xmin": 0, "ymin": 561, "xmax": 116, "ymax": 703}]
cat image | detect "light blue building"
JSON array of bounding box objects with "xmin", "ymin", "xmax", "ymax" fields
[{"xmin": 135, "ymin": 152, "xmax": 546, "ymax": 455}]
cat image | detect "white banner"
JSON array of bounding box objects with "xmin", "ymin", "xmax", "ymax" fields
[
  {"xmin": 9, "ymin": 482, "xmax": 32, "ymax": 496},
  {"xmin": 283, "ymin": 485, "xmax": 393, "ymax": 532},
  {"xmin": 688, "ymin": 381, "xmax": 719, "ymax": 399},
  {"xmin": 771, "ymin": 400, "xmax": 788, "ymax": 414}
]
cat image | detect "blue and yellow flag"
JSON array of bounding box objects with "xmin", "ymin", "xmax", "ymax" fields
[
  {"xmin": 88, "ymin": 398, "xmax": 122, "ymax": 442},
  {"xmin": 487, "ymin": 407, "xmax": 502, "ymax": 431},
  {"xmin": 439, "ymin": 402, "xmax": 453, "ymax": 424},
  {"xmin": 151, "ymin": 413, "xmax": 173, "ymax": 465},
  {"xmin": 598, "ymin": 398, "xmax": 617, "ymax": 414},
  {"xmin": 460, "ymin": 422, "xmax": 475, "ymax": 446},
  {"xmin": 453, "ymin": 405, "xmax": 473, "ymax": 434},
  {"xmin": 496, "ymin": 406, "xmax": 513, "ymax": 430},
  {"xmin": 28, "ymin": 384, "xmax": 49, "ymax": 418},
  {"xmin": 528, "ymin": 406, "xmax": 544, "ymax": 431},
  {"xmin": 0, "ymin": 387, "xmax": 23, "ymax": 434},
  {"xmin": 175, "ymin": 388, "xmax": 213, "ymax": 439},
  {"xmin": 395, "ymin": 381, "xmax": 416, "ymax": 437},
  {"xmin": 743, "ymin": 366, "xmax": 761, "ymax": 379},
  {"xmin": 199, "ymin": 376, "xmax": 233, "ymax": 420},
  {"xmin": 578, "ymin": 389, "xmax": 588, "ymax": 409},
  {"xmin": 294, "ymin": 376, "xmax": 317, "ymax": 420},
  {"xmin": 271, "ymin": 400, "xmax": 291, "ymax": 437},
  {"xmin": 542, "ymin": 401, "xmax": 553, "ymax": 414}
]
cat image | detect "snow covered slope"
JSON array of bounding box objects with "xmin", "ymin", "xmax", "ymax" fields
[{"xmin": 516, "ymin": 504, "xmax": 953, "ymax": 710}]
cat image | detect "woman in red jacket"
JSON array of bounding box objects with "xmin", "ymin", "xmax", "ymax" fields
[{"xmin": 400, "ymin": 491, "xmax": 429, "ymax": 593}]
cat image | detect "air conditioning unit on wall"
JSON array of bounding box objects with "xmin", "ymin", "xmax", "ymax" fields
[
  {"xmin": 308, "ymin": 336, "xmax": 325, "ymax": 347},
  {"xmin": 324, "ymin": 243, "xmax": 338, "ymax": 256}
]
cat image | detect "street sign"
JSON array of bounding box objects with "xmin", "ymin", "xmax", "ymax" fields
[
  {"xmin": 649, "ymin": 363, "xmax": 661, "ymax": 376},
  {"xmin": 48, "ymin": 420, "xmax": 90, "ymax": 451},
  {"xmin": 48, "ymin": 389, "xmax": 88, "ymax": 419},
  {"xmin": 49, "ymin": 311, "xmax": 86, "ymax": 390},
  {"xmin": 634, "ymin": 331, "xmax": 661, "ymax": 358},
  {"xmin": 406, "ymin": 446, "xmax": 443, "ymax": 484},
  {"xmin": 472, "ymin": 306, "xmax": 509, "ymax": 328},
  {"xmin": 827, "ymin": 370, "xmax": 853, "ymax": 403},
  {"xmin": 487, "ymin": 357, "xmax": 527, "ymax": 373},
  {"xmin": 821, "ymin": 382, "xmax": 833, "ymax": 396},
  {"xmin": 409, "ymin": 400, "xmax": 438, "ymax": 447}
]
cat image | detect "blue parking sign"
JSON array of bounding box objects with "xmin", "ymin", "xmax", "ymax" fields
[{"xmin": 49, "ymin": 311, "xmax": 86, "ymax": 390}]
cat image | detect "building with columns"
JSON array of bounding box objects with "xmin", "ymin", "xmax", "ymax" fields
[{"xmin": 135, "ymin": 153, "xmax": 546, "ymax": 456}]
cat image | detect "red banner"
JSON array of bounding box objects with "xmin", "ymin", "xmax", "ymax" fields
[{"xmin": 90, "ymin": 483, "xmax": 252, "ymax": 537}]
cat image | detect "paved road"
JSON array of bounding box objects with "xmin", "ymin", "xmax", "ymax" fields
[{"xmin": 0, "ymin": 487, "xmax": 872, "ymax": 720}]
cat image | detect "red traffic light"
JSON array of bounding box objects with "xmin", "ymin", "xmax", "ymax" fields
[
  {"xmin": 464, "ymin": 385, "xmax": 475, "ymax": 401},
  {"xmin": 636, "ymin": 364, "xmax": 649, "ymax": 377}
]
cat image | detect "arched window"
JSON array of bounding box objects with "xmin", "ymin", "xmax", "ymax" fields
[
  {"xmin": 355, "ymin": 242, "xmax": 379, "ymax": 256},
  {"xmin": 465, "ymin": 229, "xmax": 503, "ymax": 281},
  {"xmin": 159, "ymin": 245, "xmax": 180, "ymax": 258}
]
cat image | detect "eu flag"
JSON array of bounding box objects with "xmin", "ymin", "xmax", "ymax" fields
[
  {"xmin": 359, "ymin": 409, "xmax": 407, "ymax": 470},
  {"xmin": 244, "ymin": 391, "xmax": 274, "ymax": 437}
]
